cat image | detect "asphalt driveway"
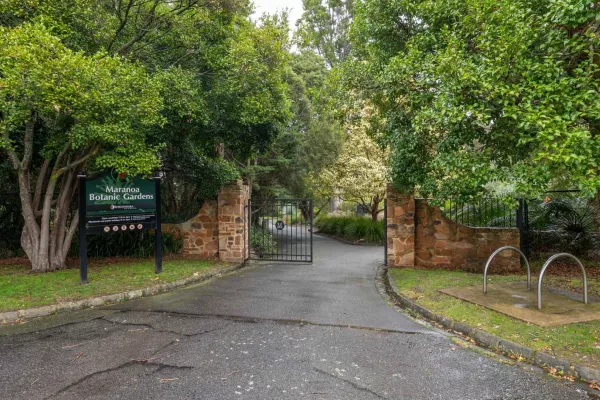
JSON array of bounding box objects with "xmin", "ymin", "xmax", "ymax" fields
[{"xmin": 0, "ymin": 233, "xmax": 591, "ymax": 399}]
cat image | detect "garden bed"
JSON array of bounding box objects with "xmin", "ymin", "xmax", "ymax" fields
[
  {"xmin": 314, "ymin": 215, "xmax": 384, "ymax": 245},
  {"xmin": 390, "ymin": 268, "xmax": 600, "ymax": 369}
]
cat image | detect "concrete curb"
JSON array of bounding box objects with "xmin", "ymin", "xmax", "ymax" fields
[
  {"xmin": 0, "ymin": 262, "xmax": 246, "ymax": 325},
  {"xmin": 382, "ymin": 268, "xmax": 600, "ymax": 384}
]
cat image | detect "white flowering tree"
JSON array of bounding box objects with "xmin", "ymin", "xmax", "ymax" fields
[{"xmin": 311, "ymin": 119, "xmax": 389, "ymax": 221}]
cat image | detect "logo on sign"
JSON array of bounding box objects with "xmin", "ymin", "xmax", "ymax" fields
[
  {"xmin": 111, "ymin": 169, "xmax": 131, "ymax": 184},
  {"xmin": 275, "ymin": 220, "xmax": 285, "ymax": 230}
]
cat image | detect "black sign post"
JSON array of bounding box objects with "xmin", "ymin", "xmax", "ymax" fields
[
  {"xmin": 78, "ymin": 173, "xmax": 88, "ymax": 284},
  {"xmin": 154, "ymin": 172, "xmax": 162, "ymax": 274},
  {"xmin": 79, "ymin": 169, "xmax": 162, "ymax": 284}
]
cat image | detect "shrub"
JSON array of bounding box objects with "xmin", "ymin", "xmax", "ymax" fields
[
  {"xmin": 250, "ymin": 226, "xmax": 278, "ymax": 258},
  {"xmin": 283, "ymin": 213, "xmax": 305, "ymax": 225},
  {"xmin": 315, "ymin": 215, "xmax": 384, "ymax": 244},
  {"xmin": 70, "ymin": 230, "xmax": 183, "ymax": 258},
  {"xmin": 528, "ymin": 197, "xmax": 599, "ymax": 259}
]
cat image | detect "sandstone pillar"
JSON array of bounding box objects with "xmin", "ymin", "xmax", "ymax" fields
[
  {"xmin": 386, "ymin": 184, "xmax": 416, "ymax": 267},
  {"xmin": 217, "ymin": 180, "xmax": 250, "ymax": 262}
]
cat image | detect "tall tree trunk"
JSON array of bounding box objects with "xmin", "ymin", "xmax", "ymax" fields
[
  {"xmin": 19, "ymin": 168, "xmax": 78, "ymax": 272},
  {"xmin": 330, "ymin": 196, "xmax": 342, "ymax": 213},
  {"xmin": 370, "ymin": 195, "xmax": 382, "ymax": 221},
  {"xmin": 5, "ymin": 113, "xmax": 95, "ymax": 272}
]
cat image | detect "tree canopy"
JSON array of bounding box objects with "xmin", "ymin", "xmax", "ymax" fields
[
  {"xmin": 296, "ymin": 0, "xmax": 354, "ymax": 67},
  {"xmin": 310, "ymin": 108, "xmax": 388, "ymax": 220},
  {"xmin": 0, "ymin": 1, "xmax": 294, "ymax": 271},
  {"xmin": 248, "ymin": 50, "xmax": 344, "ymax": 201},
  {"xmin": 348, "ymin": 0, "xmax": 600, "ymax": 201}
]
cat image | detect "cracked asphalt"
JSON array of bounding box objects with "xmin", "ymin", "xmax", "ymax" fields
[{"xmin": 0, "ymin": 233, "xmax": 593, "ymax": 399}]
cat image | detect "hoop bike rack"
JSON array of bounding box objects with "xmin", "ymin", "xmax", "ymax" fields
[
  {"xmin": 537, "ymin": 253, "xmax": 588, "ymax": 310},
  {"xmin": 483, "ymin": 246, "xmax": 531, "ymax": 294}
]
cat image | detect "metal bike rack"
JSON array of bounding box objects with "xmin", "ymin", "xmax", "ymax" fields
[
  {"xmin": 483, "ymin": 246, "xmax": 531, "ymax": 294},
  {"xmin": 537, "ymin": 253, "xmax": 588, "ymax": 310}
]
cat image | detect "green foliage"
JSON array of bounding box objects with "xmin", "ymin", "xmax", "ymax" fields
[
  {"xmin": 528, "ymin": 196, "xmax": 599, "ymax": 258},
  {"xmin": 315, "ymin": 215, "xmax": 384, "ymax": 243},
  {"xmin": 70, "ymin": 230, "xmax": 183, "ymax": 258},
  {"xmin": 349, "ymin": 0, "xmax": 600, "ymax": 200},
  {"xmin": 283, "ymin": 212, "xmax": 305, "ymax": 225},
  {"xmin": 0, "ymin": 2, "xmax": 293, "ymax": 270},
  {"xmin": 309, "ymin": 117, "xmax": 388, "ymax": 219},
  {"xmin": 250, "ymin": 226, "xmax": 277, "ymax": 258},
  {"xmin": 296, "ymin": 0, "xmax": 354, "ymax": 67},
  {"xmin": 0, "ymin": 22, "xmax": 164, "ymax": 176},
  {"xmin": 249, "ymin": 50, "xmax": 344, "ymax": 200}
]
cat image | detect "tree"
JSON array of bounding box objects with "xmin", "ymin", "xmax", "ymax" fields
[
  {"xmin": 295, "ymin": 0, "xmax": 354, "ymax": 67},
  {"xmin": 348, "ymin": 0, "xmax": 600, "ymax": 202},
  {"xmin": 0, "ymin": 2, "xmax": 294, "ymax": 269},
  {"xmin": 0, "ymin": 23, "xmax": 163, "ymax": 271},
  {"xmin": 146, "ymin": 12, "xmax": 292, "ymax": 221},
  {"xmin": 310, "ymin": 113, "xmax": 389, "ymax": 221},
  {"xmin": 248, "ymin": 50, "xmax": 344, "ymax": 209}
]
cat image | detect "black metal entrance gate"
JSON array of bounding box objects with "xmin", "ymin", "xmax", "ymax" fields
[{"xmin": 247, "ymin": 199, "xmax": 313, "ymax": 262}]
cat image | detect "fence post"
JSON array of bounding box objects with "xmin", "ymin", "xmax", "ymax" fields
[
  {"xmin": 516, "ymin": 198, "xmax": 530, "ymax": 258},
  {"xmin": 154, "ymin": 172, "xmax": 162, "ymax": 274},
  {"xmin": 78, "ymin": 173, "xmax": 88, "ymax": 284}
]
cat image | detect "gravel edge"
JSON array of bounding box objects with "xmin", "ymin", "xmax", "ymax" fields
[
  {"xmin": 0, "ymin": 262, "xmax": 246, "ymax": 324},
  {"xmin": 382, "ymin": 267, "xmax": 600, "ymax": 384}
]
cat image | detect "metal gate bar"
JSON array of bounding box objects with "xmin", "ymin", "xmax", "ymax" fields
[{"xmin": 248, "ymin": 199, "xmax": 313, "ymax": 262}]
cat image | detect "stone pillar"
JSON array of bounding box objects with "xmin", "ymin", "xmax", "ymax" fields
[
  {"xmin": 386, "ymin": 184, "xmax": 416, "ymax": 267},
  {"xmin": 218, "ymin": 180, "xmax": 250, "ymax": 262},
  {"xmin": 180, "ymin": 200, "xmax": 219, "ymax": 257}
]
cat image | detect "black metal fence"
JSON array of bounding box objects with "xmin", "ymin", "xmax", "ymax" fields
[
  {"xmin": 436, "ymin": 198, "xmax": 518, "ymax": 228},
  {"xmin": 0, "ymin": 192, "xmax": 22, "ymax": 258},
  {"xmin": 434, "ymin": 191, "xmax": 600, "ymax": 262}
]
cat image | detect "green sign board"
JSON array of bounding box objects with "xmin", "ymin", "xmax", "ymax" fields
[
  {"xmin": 78, "ymin": 170, "xmax": 163, "ymax": 283},
  {"xmin": 85, "ymin": 170, "xmax": 157, "ymax": 234}
]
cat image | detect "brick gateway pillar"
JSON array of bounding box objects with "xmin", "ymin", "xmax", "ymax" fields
[
  {"xmin": 385, "ymin": 184, "xmax": 521, "ymax": 272},
  {"xmin": 168, "ymin": 180, "xmax": 250, "ymax": 263},
  {"xmin": 386, "ymin": 184, "xmax": 416, "ymax": 267},
  {"xmin": 217, "ymin": 180, "xmax": 250, "ymax": 262}
]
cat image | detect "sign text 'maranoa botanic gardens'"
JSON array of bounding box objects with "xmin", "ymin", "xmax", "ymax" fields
[{"xmin": 85, "ymin": 170, "xmax": 157, "ymax": 234}]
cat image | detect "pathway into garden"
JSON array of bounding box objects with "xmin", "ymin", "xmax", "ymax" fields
[{"xmin": 0, "ymin": 234, "xmax": 591, "ymax": 399}]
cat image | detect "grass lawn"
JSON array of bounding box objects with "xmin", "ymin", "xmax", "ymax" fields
[
  {"xmin": 390, "ymin": 268, "xmax": 600, "ymax": 369},
  {"xmin": 0, "ymin": 258, "xmax": 230, "ymax": 313}
]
